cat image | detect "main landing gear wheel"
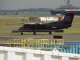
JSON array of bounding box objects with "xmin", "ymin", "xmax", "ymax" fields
[
  {"xmin": 49, "ymin": 31, "xmax": 52, "ymax": 34},
  {"xmin": 21, "ymin": 32, "xmax": 23, "ymax": 35},
  {"xmin": 33, "ymin": 32, "xmax": 36, "ymax": 35}
]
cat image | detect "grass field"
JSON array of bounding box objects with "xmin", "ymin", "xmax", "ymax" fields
[{"xmin": 0, "ymin": 15, "xmax": 80, "ymax": 34}]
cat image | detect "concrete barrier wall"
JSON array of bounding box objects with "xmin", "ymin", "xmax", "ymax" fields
[{"xmin": 0, "ymin": 46, "xmax": 80, "ymax": 60}]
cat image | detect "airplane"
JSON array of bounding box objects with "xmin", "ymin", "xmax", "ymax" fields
[{"xmin": 12, "ymin": 10, "xmax": 77, "ymax": 35}]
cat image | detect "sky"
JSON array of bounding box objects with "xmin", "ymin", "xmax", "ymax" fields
[{"xmin": 0, "ymin": 0, "xmax": 80, "ymax": 10}]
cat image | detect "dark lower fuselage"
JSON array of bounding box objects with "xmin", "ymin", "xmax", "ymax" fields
[{"xmin": 19, "ymin": 21, "xmax": 71, "ymax": 32}]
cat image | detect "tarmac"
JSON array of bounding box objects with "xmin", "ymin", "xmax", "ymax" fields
[{"xmin": 0, "ymin": 33, "xmax": 80, "ymax": 42}]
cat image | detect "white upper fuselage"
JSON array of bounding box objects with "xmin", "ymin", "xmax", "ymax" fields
[{"xmin": 39, "ymin": 17, "xmax": 59, "ymax": 21}]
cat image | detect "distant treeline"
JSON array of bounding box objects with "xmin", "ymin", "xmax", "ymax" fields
[
  {"xmin": 0, "ymin": 8, "xmax": 51, "ymax": 15},
  {"xmin": 0, "ymin": 8, "xmax": 80, "ymax": 15}
]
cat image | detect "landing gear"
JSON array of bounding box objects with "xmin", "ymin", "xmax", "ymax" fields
[
  {"xmin": 49, "ymin": 31, "xmax": 52, "ymax": 34},
  {"xmin": 21, "ymin": 32, "xmax": 23, "ymax": 35},
  {"xmin": 33, "ymin": 32, "xmax": 36, "ymax": 35}
]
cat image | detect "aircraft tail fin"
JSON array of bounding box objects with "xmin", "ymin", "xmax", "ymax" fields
[{"xmin": 63, "ymin": 11, "xmax": 75, "ymax": 25}]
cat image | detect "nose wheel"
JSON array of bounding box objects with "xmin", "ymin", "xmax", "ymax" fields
[{"xmin": 33, "ymin": 32, "xmax": 36, "ymax": 35}]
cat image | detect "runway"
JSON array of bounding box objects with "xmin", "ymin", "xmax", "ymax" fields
[{"xmin": 0, "ymin": 33, "xmax": 80, "ymax": 42}]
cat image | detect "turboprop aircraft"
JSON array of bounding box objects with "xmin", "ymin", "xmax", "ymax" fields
[{"xmin": 12, "ymin": 10, "xmax": 77, "ymax": 35}]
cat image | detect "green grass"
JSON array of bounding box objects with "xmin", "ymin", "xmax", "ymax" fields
[
  {"xmin": 64, "ymin": 28, "xmax": 80, "ymax": 34},
  {"xmin": 0, "ymin": 30, "xmax": 11, "ymax": 34}
]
